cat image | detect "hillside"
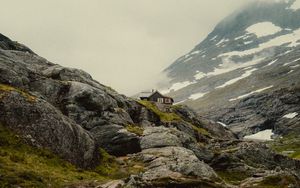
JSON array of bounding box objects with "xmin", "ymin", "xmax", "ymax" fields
[
  {"xmin": 162, "ymin": 0, "xmax": 300, "ymax": 140},
  {"xmin": 0, "ymin": 33, "xmax": 300, "ymax": 187}
]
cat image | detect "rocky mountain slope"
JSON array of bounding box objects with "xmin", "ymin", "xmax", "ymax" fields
[
  {"xmin": 162, "ymin": 0, "xmax": 300, "ymax": 140},
  {"xmin": 1, "ymin": 33, "xmax": 300, "ymax": 187}
]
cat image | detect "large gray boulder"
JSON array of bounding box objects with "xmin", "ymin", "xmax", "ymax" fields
[
  {"xmin": 125, "ymin": 146, "xmax": 221, "ymax": 187},
  {"xmin": 0, "ymin": 88, "xmax": 98, "ymax": 168}
]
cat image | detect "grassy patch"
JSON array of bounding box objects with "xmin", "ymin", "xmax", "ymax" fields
[
  {"xmin": 0, "ymin": 123, "xmax": 109, "ymax": 187},
  {"xmin": 217, "ymin": 171, "xmax": 249, "ymax": 185},
  {"xmin": 191, "ymin": 124, "xmax": 211, "ymax": 137},
  {"xmin": 269, "ymin": 134, "xmax": 300, "ymax": 160},
  {"xmin": 137, "ymin": 100, "xmax": 181, "ymax": 122},
  {"xmin": 125, "ymin": 124, "xmax": 144, "ymax": 136},
  {"xmin": 254, "ymin": 174, "xmax": 297, "ymax": 188},
  {"xmin": 0, "ymin": 84, "xmax": 36, "ymax": 102}
]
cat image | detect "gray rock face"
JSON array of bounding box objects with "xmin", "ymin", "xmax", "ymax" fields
[
  {"xmin": 1, "ymin": 33, "xmax": 300, "ymax": 187},
  {"xmin": 91, "ymin": 124, "xmax": 141, "ymax": 156},
  {"xmin": 213, "ymin": 87, "xmax": 300, "ymax": 137},
  {"xmin": 125, "ymin": 146, "xmax": 221, "ymax": 187},
  {"xmin": 140, "ymin": 126, "xmax": 215, "ymax": 162},
  {"xmin": 0, "ymin": 90, "xmax": 98, "ymax": 168}
]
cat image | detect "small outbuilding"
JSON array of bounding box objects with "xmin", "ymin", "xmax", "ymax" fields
[{"xmin": 139, "ymin": 90, "xmax": 174, "ymax": 105}]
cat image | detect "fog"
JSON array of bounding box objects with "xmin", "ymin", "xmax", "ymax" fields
[{"xmin": 0, "ymin": 0, "xmax": 251, "ymax": 95}]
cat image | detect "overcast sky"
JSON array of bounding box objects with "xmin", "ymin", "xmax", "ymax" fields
[{"xmin": 0, "ymin": 0, "xmax": 250, "ymax": 95}]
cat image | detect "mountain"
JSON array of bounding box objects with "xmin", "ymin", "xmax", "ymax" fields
[
  {"xmin": 162, "ymin": 0, "xmax": 300, "ymax": 138},
  {"xmin": 1, "ymin": 33, "xmax": 300, "ymax": 187}
]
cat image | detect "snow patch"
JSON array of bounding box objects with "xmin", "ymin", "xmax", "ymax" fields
[
  {"xmin": 246, "ymin": 22, "xmax": 282, "ymax": 38},
  {"xmin": 244, "ymin": 129, "xmax": 274, "ymax": 141},
  {"xmin": 190, "ymin": 50, "xmax": 201, "ymax": 55},
  {"xmin": 163, "ymin": 81, "xmax": 196, "ymax": 93},
  {"xmin": 264, "ymin": 59, "xmax": 278, "ymax": 67},
  {"xmin": 290, "ymin": 0, "xmax": 300, "ymax": 11},
  {"xmin": 183, "ymin": 57, "xmax": 193, "ymax": 63},
  {"xmin": 291, "ymin": 64, "xmax": 300, "ymax": 68},
  {"xmin": 194, "ymin": 72, "xmax": 206, "ymax": 80},
  {"xmin": 188, "ymin": 92, "xmax": 207, "ymax": 100},
  {"xmin": 210, "ymin": 35, "xmax": 218, "ymax": 41},
  {"xmin": 219, "ymin": 28, "xmax": 300, "ymax": 58},
  {"xmin": 216, "ymin": 68, "xmax": 257, "ymax": 89},
  {"xmin": 283, "ymin": 57, "xmax": 300, "ymax": 66},
  {"xmin": 229, "ymin": 85, "xmax": 273, "ymax": 101},
  {"xmin": 216, "ymin": 38, "xmax": 229, "ymax": 47},
  {"xmin": 244, "ymin": 41, "xmax": 253, "ymax": 45},
  {"xmin": 283, "ymin": 112, "xmax": 298, "ymax": 119},
  {"xmin": 217, "ymin": 122, "xmax": 227, "ymax": 127}
]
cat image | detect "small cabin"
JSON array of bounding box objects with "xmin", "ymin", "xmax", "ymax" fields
[{"xmin": 140, "ymin": 91, "xmax": 174, "ymax": 105}]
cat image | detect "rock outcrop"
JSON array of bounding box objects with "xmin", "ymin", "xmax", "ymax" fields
[{"xmin": 1, "ymin": 33, "xmax": 299, "ymax": 187}]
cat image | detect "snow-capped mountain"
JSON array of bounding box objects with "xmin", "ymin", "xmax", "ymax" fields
[{"xmin": 162, "ymin": 0, "xmax": 300, "ymax": 116}]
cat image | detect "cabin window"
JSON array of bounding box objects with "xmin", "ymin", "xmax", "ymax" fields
[
  {"xmin": 165, "ymin": 98, "xmax": 172, "ymax": 103},
  {"xmin": 157, "ymin": 98, "xmax": 164, "ymax": 103}
]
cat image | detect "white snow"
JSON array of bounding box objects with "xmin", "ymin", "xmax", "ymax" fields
[
  {"xmin": 174, "ymin": 100, "xmax": 187, "ymax": 105},
  {"xmin": 264, "ymin": 59, "xmax": 278, "ymax": 67},
  {"xmin": 217, "ymin": 122, "xmax": 227, "ymax": 127},
  {"xmin": 244, "ymin": 41, "xmax": 253, "ymax": 45},
  {"xmin": 216, "ymin": 68, "xmax": 257, "ymax": 89},
  {"xmin": 290, "ymin": 0, "xmax": 300, "ymax": 11},
  {"xmin": 183, "ymin": 57, "xmax": 193, "ymax": 63},
  {"xmin": 229, "ymin": 85, "xmax": 273, "ymax": 101},
  {"xmin": 188, "ymin": 92, "xmax": 207, "ymax": 100},
  {"xmin": 210, "ymin": 35, "xmax": 218, "ymax": 41},
  {"xmin": 216, "ymin": 38, "xmax": 229, "ymax": 46},
  {"xmin": 194, "ymin": 72, "xmax": 206, "ymax": 80},
  {"xmin": 244, "ymin": 129, "xmax": 274, "ymax": 141},
  {"xmin": 291, "ymin": 64, "xmax": 300, "ymax": 68},
  {"xmin": 283, "ymin": 112, "xmax": 298, "ymax": 119},
  {"xmin": 219, "ymin": 28, "xmax": 300, "ymax": 58},
  {"xmin": 202, "ymin": 54, "xmax": 206, "ymax": 58},
  {"xmin": 288, "ymin": 70, "xmax": 294, "ymax": 74},
  {"xmin": 283, "ymin": 57, "xmax": 300, "ymax": 66},
  {"xmin": 162, "ymin": 81, "xmax": 196, "ymax": 94},
  {"xmin": 190, "ymin": 50, "xmax": 201, "ymax": 55},
  {"xmin": 246, "ymin": 22, "xmax": 282, "ymax": 38},
  {"xmin": 235, "ymin": 35, "xmax": 246, "ymax": 40},
  {"xmin": 192, "ymin": 57, "xmax": 264, "ymax": 82}
]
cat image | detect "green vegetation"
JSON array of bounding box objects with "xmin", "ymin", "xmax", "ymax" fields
[
  {"xmin": 137, "ymin": 100, "xmax": 211, "ymax": 137},
  {"xmin": 269, "ymin": 134, "xmax": 300, "ymax": 159},
  {"xmin": 254, "ymin": 174, "xmax": 297, "ymax": 188},
  {"xmin": 125, "ymin": 124, "xmax": 144, "ymax": 136},
  {"xmin": 137, "ymin": 100, "xmax": 181, "ymax": 122},
  {"xmin": 191, "ymin": 124, "xmax": 211, "ymax": 137},
  {"xmin": 0, "ymin": 123, "xmax": 144, "ymax": 187},
  {"xmin": 0, "ymin": 123, "xmax": 109, "ymax": 187},
  {"xmin": 217, "ymin": 171, "xmax": 249, "ymax": 185},
  {"xmin": 0, "ymin": 84, "xmax": 36, "ymax": 102}
]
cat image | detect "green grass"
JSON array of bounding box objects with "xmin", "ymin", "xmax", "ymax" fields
[
  {"xmin": 269, "ymin": 134, "xmax": 300, "ymax": 160},
  {"xmin": 253, "ymin": 174, "xmax": 297, "ymax": 188},
  {"xmin": 216, "ymin": 171, "xmax": 249, "ymax": 185},
  {"xmin": 137, "ymin": 100, "xmax": 211, "ymax": 137},
  {"xmin": 125, "ymin": 124, "xmax": 144, "ymax": 136},
  {"xmin": 137, "ymin": 100, "xmax": 181, "ymax": 122},
  {"xmin": 191, "ymin": 124, "xmax": 211, "ymax": 137},
  {"xmin": 0, "ymin": 84, "xmax": 36, "ymax": 102},
  {"xmin": 0, "ymin": 123, "xmax": 118, "ymax": 187}
]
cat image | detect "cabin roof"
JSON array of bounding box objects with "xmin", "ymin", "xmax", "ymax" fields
[{"xmin": 139, "ymin": 90, "xmax": 173, "ymax": 100}]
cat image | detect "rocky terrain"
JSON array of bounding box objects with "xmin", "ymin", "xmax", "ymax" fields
[
  {"xmin": 161, "ymin": 0, "xmax": 300, "ymax": 145},
  {"xmin": 1, "ymin": 33, "xmax": 300, "ymax": 187}
]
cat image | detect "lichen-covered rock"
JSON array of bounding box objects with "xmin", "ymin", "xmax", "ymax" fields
[
  {"xmin": 125, "ymin": 146, "xmax": 222, "ymax": 187},
  {"xmin": 0, "ymin": 89, "xmax": 98, "ymax": 168},
  {"xmin": 91, "ymin": 124, "xmax": 141, "ymax": 156}
]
